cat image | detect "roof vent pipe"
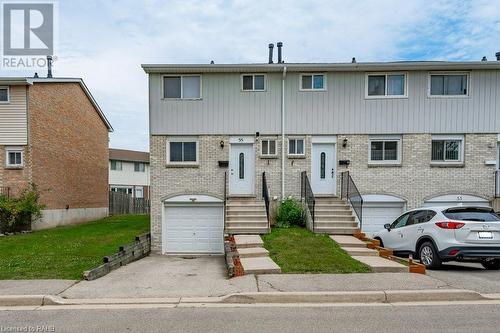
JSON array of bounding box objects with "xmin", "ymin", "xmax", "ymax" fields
[
  {"xmin": 47, "ymin": 55, "xmax": 53, "ymax": 78},
  {"xmin": 496, "ymin": 52, "xmax": 500, "ymax": 61},
  {"xmin": 277, "ymin": 42, "xmax": 283, "ymax": 63},
  {"xmin": 481, "ymin": 56, "xmax": 487, "ymax": 61},
  {"xmin": 268, "ymin": 43, "xmax": 274, "ymax": 64}
]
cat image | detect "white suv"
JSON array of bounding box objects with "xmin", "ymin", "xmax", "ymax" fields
[{"xmin": 372, "ymin": 206, "xmax": 500, "ymax": 270}]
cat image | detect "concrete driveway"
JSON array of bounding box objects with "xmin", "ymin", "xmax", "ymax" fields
[
  {"xmin": 425, "ymin": 261, "xmax": 500, "ymax": 294},
  {"xmin": 61, "ymin": 255, "xmax": 257, "ymax": 299}
]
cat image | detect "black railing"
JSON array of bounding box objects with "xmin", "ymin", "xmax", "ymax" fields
[
  {"xmin": 0, "ymin": 187, "xmax": 9, "ymax": 198},
  {"xmin": 341, "ymin": 171, "xmax": 363, "ymax": 230},
  {"xmin": 224, "ymin": 171, "xmax": 228, "ymax": 227},
  {"xmin": 496, "ymin": 170, "xmax": 500, "ymax": 198},
  {"xmin": 262, "ymin": 172, "xmax": 271, "ymax": 231},
  {"xmin": 301, "ymin": 171, "xmax": 315, "ymax": 226}
]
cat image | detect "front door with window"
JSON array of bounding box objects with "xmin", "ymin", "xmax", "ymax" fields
[
  {"xmin": 229, "ymin": 143, "xmax": 255, "ymax": 195},
  {"xmin": 311, "ymin": 143, "xmax": 336, "ymax": 195}
]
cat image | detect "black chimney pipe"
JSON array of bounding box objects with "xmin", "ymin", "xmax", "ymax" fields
[
  {"xmin": 277, "ymin": 42, "xmax": 283, "ymax": 63},
  {"xmin": 496, "ymin": 52, "xmax": 500, "ymax": 61},
  {"xmin": 47, "ymin": 55, "xmax": 53, "ymax": 78},
  {"xmin": 268, "ymin": 43, "xmax": 274, "ymax": 64}
]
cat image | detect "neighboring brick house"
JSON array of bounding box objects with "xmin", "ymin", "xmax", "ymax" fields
[
  {"xmin": 143, "ymin": 47, "xmax": 500, "ymax": 255},
  {"xmin": 109, "ymin": 148, "xmax": 150, "ymax": 199},
  {"xmin": 0, "ymin": 77, "xmax": 113, "ymax": 229}
]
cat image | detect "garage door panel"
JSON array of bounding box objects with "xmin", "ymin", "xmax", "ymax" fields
[
  {"xmin": 164, "ymin": 205, "xmax": 224, "ymax": 254},
  {"xmin": 363, "ymin": 205, "xmax": 404, "ymax": 236}
]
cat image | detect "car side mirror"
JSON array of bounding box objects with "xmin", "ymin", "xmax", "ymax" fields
[{"xmin": 384, "ymin": 223, "xmax": 391, "ymax": 231}]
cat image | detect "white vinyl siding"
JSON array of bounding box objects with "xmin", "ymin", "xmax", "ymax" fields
[
  {"xmin": 163, "ymin": 75, "xmax": 201, "ymax": 99},
  {"xmin": 0, "ymin": 85, "xmax": 27, "ymax": 145}
]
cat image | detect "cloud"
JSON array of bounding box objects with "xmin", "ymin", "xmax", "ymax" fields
[{"xmin": 1, "ymin": 0, "xmax": 499, "ymax": 151}]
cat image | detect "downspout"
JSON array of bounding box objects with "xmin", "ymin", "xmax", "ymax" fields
[{"xmin": 281, "ymin": 65, "xmax": 287, "ymax": 199}]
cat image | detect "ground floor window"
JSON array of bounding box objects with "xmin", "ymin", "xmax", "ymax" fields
[
  {"xmin": 5, "ymin": 147, "xmax": 23, "ymax": 168},
  {"xmin": 288, "ymin": 138, "xmax": 305, "ymax": 156},
  {"xmin": 431, "ymin": 135, "xmax": 464, "ymax": 163},
  {"xmin": 368, "ymin": 137, "xmax": 401, "ymax": 165}
]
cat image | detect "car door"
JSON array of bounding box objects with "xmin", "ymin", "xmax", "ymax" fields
[
  {"xmin": 399, "ymin": 210, "xmax": 427, "ymax": 252},
  {"xmin": 382, "ymin": 212, "xmax": 411, "ymax": 250}
]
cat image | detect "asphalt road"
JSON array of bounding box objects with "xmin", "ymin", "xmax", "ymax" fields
[{"xmin": 2, "ymin": 303, "xmax": 500, "ymax": 333}]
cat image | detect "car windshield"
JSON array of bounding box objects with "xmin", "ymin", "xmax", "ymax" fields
[{"xmin": 442, "ymin": 207, "xmax": 500, "ymax": 222}]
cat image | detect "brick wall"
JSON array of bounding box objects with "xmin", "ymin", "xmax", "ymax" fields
[{"xmin": 28, "ymin": 82, "xmax": 109, "ymax": 210}]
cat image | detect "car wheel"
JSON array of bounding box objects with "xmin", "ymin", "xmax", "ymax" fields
[
  {"xmin": 418, "ymin": 241, "xmax": 442, "ymax": 269},
  {"xmin": 481, "ymin": 259, "xmax": 500, "ymax": 270}
]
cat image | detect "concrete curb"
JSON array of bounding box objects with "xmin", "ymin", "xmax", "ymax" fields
[{"xmin": 0, "ymin": 289, "xmax": 487, "ymax": 307}]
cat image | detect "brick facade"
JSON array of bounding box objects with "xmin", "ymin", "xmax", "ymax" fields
[
  {"xmin": 151, "ymin": 133, "xmax": 498, "ymax": 252},
  {"xmin": 28, "ymin": 82, "xmax": 109, "ymax": 210}
]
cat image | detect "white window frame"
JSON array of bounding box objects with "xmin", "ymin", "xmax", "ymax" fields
[
  {"xmin": 241, "ymin": 74, "xmax": 266, "ymax": 92},
  {"xmin": 288, "ymin": 137, "xmax": 306, "ymax": 157},
  {"xmin": 162, "ymin": 75, "xmax": 202, "ymax": 100},
  {"xmin": 368, "ymin": 136, "xmax": 402, "ymax": 165},
  {"xmin": 0, "ymin": 86, "xmax": 10, "ymax": 104},
  {"xmin": 299, "ymin": 73, "xmax": 327, "ymax": 91},
  {"xmin": 5, "ymin": 146, "xmax": 23, "ymax": 168},
  {"xmin": 365, "ymin": 72, "xmax": 408, "ymax": 99},
  {"xmin": 430, "ymin": 134, "xmax": 465, "ymax": 164},
  {"xmin": 134, "ymin": 162, "xmax": 146, "ymax": 172},
  {"xmin": 166, "ymin": 137, "xmax": 199, "ymax": 166},
  {"xmin": 260, "ymin": 138, "xmax": 277, "ymax": 158},
  {"xmin": 110, "ymin": 160, "xmax": 122, "ymax": 171},
  {"xmin": 134, "ymin": 187, "xmax": 144, "ymax": 198},
  {"xmin": 427, "ymin": 72, "xmax": 470, "ymax": 98}
]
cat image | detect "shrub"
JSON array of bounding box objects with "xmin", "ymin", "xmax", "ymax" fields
[
  {"xmin": 0, "ymin": 185, "xmax": 45, "ymax": 233},
  {"xmin": 275, "ymin": 198, "xmax": 305, "ymax": 228}
]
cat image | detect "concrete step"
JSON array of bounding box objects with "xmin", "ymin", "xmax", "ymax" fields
[
  {"xmin": 315, "ymin": 204, "xmax": 350, "ymax": 210},
  {"xmin": 330, "ymin": 235, "xmax": 367, "ymax": 248},
  {"xmin": 227, "ymin": 201, "xmax": 265, "ymax": 207},
  {"xmin": 240, "ymin": 257, "xmax": 281, "ymax": 274},
  {"xmin": 315, "ymin": 215, "xmax": 355, "ymax": 222},
  {"xmin": 225, "ymin": 209, "xmax": 267, "ymax": 215},
  {"xmin": 226, "ymin": 214, "xmax": 267, "ymax": 220},
  {"xmin": 237, "ymin": 247, "xmax": 269, "ymax": 258},
  {"xmin": 342, "ymin": 247, "xmax": 379, "ymax": 257},
  {"xmin": 315, "ymin": 222, "xmax": 358, "ymax": 228},
  {"xmin": 228, "ymin": 227, "xmax": 269, "ymax": 235},
  {"xmin": 314, "ymin": 209, "xmax": 353, "ymax": 216},
  {"xmin": 226, "ymin": 223, "xmax": 269, "ymax": 229},
  {"xmin": 314, "ymin": 226, "xmax": 358, "ymax": 235},
  {"xmin": 352, "ymin": 256, "xmax": 407, "ymax": 273}
]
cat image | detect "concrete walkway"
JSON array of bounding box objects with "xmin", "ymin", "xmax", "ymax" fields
[
  {"xmin": 331, "ymin": 235, "xmax": 407, "ymax": 273},
  {"xmin": 234, "ymin": 235, "xmax": 281, "ymax": 274},
  {"xmin": 0, "ymin": 280, "xmax": 77, "ymax": 296}
]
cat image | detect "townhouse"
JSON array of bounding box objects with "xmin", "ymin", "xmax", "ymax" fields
[
  {"xmin": 0, "ymin": 76, "xmax": 112, "ymax": 229},
  {"xmin": 143, "ymin": 46, "xmax": 500, "ymax": 255},
  {"xmin": 109, "ymin": 148, "xmax": 150, "ymax": 199}
]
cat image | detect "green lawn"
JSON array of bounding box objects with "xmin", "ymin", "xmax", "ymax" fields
[
  {"xmin": 0, "ymin": 215, "xmax": 150, "ymax": 280},
  {"xmin": 262, "ymin": 227, "xmax": 371, "ymax": 274}
]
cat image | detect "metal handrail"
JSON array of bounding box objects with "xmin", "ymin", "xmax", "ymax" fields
[
  {"xmin": 262, "ymin": 172, "xmax": 271, "ymax": 231},
  {"xmin": 223, "ymin": 172, "xmax": 227, "ymax": 228},
  {"xmin": 495, "ymin": 170, "xmax": 500, "ymax": 198},
  {"xmin": 341, "ymin": 171, "xmax": 363, "ymax": 230},
  {"xmin": 0, "ymin": 187, "xmax": 9, "ymax": 198},
  {"xmin": 301, "ymin": 171, "xmax": 315, "ymax": 229}
]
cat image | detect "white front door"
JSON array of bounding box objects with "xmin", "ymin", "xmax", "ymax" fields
[
  {"xmin": 311, "ymin": 143, "xmax": 336, "ymax": 195},
  {"xmin": 229, "ymin": 143, "xmax": 255, "ymax": 195}
]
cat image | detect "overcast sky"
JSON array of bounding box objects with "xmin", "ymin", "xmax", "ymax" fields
[{"xmin": 2, "ymin": 0, "xmax": 500, "ymax": 152}]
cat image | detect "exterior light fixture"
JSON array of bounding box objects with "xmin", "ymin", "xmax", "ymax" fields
[
  {"xmin": 220, "ymin": 141, "xmax": 224, "ymax": 149},
  {"xmin": 342, "ymin": 138, "xmax": 348, "ymax": 148}
]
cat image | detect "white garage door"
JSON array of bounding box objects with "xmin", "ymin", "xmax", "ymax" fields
[
  {"xmin": 361, "ymin": 195, "xmax": 406, "ymax": 236},
  {"xmin": 162, "ymin": 195, "xmax": 224, "ymax": 254},
  {"xmin": 423, "ymin": 194, "xmax": 490, "ymax": 208}
]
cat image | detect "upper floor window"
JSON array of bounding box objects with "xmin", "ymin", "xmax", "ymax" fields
[
  {"xmin": 300, "ymin": 74, "xmax": 325, "ymax": 91},
  {"xmin": 261, "ymin": 139, "xmax": 277, "ymax": 157},
  {"xmin": 242, "ymin": 74, "xmax": 266, "ymax": 91},
  {"xmin": 5, "ymin": 147, "xmax": 23, "ymax": 168},
  {"xmin": 110, "ymin": 160, "xmax": 122, "ymax": 171},
  {"xmin": 168, "ymin": 140, "xmax": 198, "ymax": 164},
  {"xmin": 369, "ymin": 136, "xmax": 401, "ymax": 165},
  {"xmin": 163, "ymin": 75, "xmax": 201, "ymax": 99},
  {"xmin": 134, "ymin": 162, "xmax": 146, "ymax": 172},
  {"xmin": 366, "ymin": 73, "xmax": 407, "ymax": 98},
  {"xmin": 288, "ymin": 138, "xmax": 305, "ymax": 156},
  {"xmin": 431, "ymin": 135, "xmax": 464, "ymax": 163},
  {"xmin": 429, "ymin": 73, "xmax": 468, "ymax": 96},
  {"xmin": 0, "ymin": 87, "xmax": 9, "ymax": 103}
]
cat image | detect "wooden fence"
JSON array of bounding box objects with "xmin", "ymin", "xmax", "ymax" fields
[{"xmin": 109, "ymin": 191, "xmax": 150, "ymax": 215}]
